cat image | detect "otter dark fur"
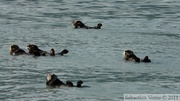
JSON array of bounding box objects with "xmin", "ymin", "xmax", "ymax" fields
[
  {"xmin": 123, "ymin": 50, "xmax": 140, "ymax": 63},
  {"xmin": 72, "ymin": 20, "xmax": 102, "ymax": 29},
  {"xmin": 46, "ymin": 74, "xmax": 83, "ymax": 88},
  {"xmin": 9, "ymin": 44, "xmax": 27, "ymax": 55},
  {"xmin": 46, "ymin": 74, "xmax": 65, "ymax": 87},
  {"xmin": 9, "ymin": 44, "xmax": 69, "ymax": 57},
  {"xmin": 27, "ymin": 44, "xmax": 48, "ymax": 56},
  {"xmin": 123, "ymin": 50, "xmax": 151, "ymax": 63}
]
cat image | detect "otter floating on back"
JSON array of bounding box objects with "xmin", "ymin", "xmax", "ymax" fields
[
  {"xmin": 27, "ymin": 44, "xmax": 69, "ymax": 56},
  {"xmin": 9, "ymin": 44, "xmax": 27, "ymax": 55},
  {"xmin": 9, "ymin": 44, "xmax": 69, "ymax": 57},
  {"xmin": 72, "ymin": 20, "xmax": 102, "ymax": 29},
  {"xmin": 46, "ymin": 74, "xmax": 83, "ymax": 88},
  {"xmin": 123, "ymin": 50, "xmax": 140, "ymax": 63},
  {"xmin": 123, "ymin": 50, "xmax": 151, "ymax": 63},
  {"xmin": 26, "ymin": 44, "xmax": 48, "ymax": 56}
]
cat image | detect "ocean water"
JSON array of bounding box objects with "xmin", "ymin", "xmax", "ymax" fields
[{"xmin": 0, "ymin": 0, "xmax": 180, "ymax": 101}]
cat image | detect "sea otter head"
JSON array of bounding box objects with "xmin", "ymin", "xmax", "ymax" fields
[
  {"xmin": 27, "ymin": 44, "xmax": 39, "ymax": 52},
  {"xmin": 9, "ymin": 44, "xmax": 20, "ymax": 55},
  {"xmin": 9, "ymin": 44, "xmax": 27, "ymax": 55},
  {"xmin": 46, "ymin": 74, "xmax": 58, "ymax": 82},
  {"xmin": 46, "ymin": 73, "xmax": 66, "ymax": 87},
  {"xmin": 96, "ymin": 23, "xmax": 102, "ymax": 29},
  {"xmin": 27, "ymin": 44, "xmax": 47, "ymax": 56},
  {"xmin": 123, "ymin": 50, "xmax": 134, "ymax": 60},
  {"xmin": 123, "ymin": 50, "xmax": 141, "ymax": 63},
  {"xmin": 46, "ymin": 74, "xmax": 58, "ymax": 86},
  {"xmin": 72, "ymin": 20, "xmax": 86, "ymax": 28}
]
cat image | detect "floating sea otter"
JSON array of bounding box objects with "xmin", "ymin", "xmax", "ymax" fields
[
  {"xmin": 46, "ymin": 74, "xmax": 83, "ymax": 87},
  {"xmin": 72, "ymin": 20, "xmax": 102, "ymax": 29},
  {"xmin": 27, "ymin": 44, "xmax": 69, "ymax": 56},
  {"xmin": 26, "ymin": 44, "xmax": 47, "ymax": 56},
  {"xmin": 9, "ymin": 44, "xmax": 27, "ymax": 55},
  {"xmin": 123, "ymin": 50, "xmax": 151, "ymax": 63},
  {"xmin": 123, "ymin": 50, "xmax": 141, "ymax": 63}
]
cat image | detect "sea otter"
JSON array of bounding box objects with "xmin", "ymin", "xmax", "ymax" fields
[
  {"xmin": 9, "ymin": 44, "xmax": 27, "ymax": 55},
  {"xmin": 72, "ymin": 20, "xmax": 86, "ymax": 28},
  {"xmin": 27, "ymin": 44, "xmax": 69, "ymax": 56},
  {"xmin": 46, "ymin": 74, "xmax": 83, "ymax": 87},
  {"xmin": 72, "ymin": 20, "xmax": 102, "ymax": 29},
  {"xmin": 123, "ymin": 50, "xmax": 140, "ymax": 63},
  {"xmin": 50, "ymin": 48, "xmax": 69, "ymax": 56},
  {"xmin": 27, "ymin": 44, "xmax": 48, "ymax": 56}
]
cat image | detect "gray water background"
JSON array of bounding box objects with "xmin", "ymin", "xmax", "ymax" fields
[{"xmin": 0, "ymin": 0, "xmax": 180, "ymax": 101}]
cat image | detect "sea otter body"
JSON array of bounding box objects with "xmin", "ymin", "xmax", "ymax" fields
[
  {"xmin": 46, "ymin": 74, "xmax": 83, "ymax": 88},
  {"xmin": 123, "ymin": 50, "xmax": 151, "ymax": 63},
  {"xmin": 72, "ymin": 20, "xmax": 102, "ymax": 29},
  {"xmin": 9, "ymin": 44, "xmax": 26, "ymax": 55},
  {"xmin": 27, "ymin": 44, "xmax": 69, "ymax": 56},
  {"xmin": 72, "ymin": 20, "xmax": 86, "ymax": 28},
  {"xmin": 27, "ymin": 44, "xmax": 47, "ymax": 56},
  {"xmin": 123, "ymin": 50, "xmax": 140, "ymax": 63},
  {"xmin": 46, "ymin": 74, "xmax": 65, "ymax": 87}
]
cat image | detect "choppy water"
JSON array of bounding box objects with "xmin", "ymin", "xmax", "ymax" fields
[{"xmin": 0, "ymin": 0, "xmax": 180, "ymax": 101}]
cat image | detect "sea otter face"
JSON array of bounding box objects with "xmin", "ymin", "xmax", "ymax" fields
[
  {"xmin": 9, "ymin": 44, "xmax": 19, "ymax": 53},
  {"xmin": 46, "ymin": 74, "xmax": 65, "ymax": 87},
  {"xmin": 9, "ymin": 44, "xmax": 26, "ymax": 55},
  {"xmin": 72, "ymin": 20, "xmax": 86, "ymax": 28},
  {"xmin": 46, "ymin": 74, "xmax": 58, "ymax": 86},
  {"xmin": 123, "ymin": 50, "xmax": 141, "ymax": 63},
  {"xmin": 9, "ymin": 44, "xmax": 20, "ymax": 55},
  {"xmin": 27, "ymin": 44, "xmax": 39, "ymax": 53},
  {"xmin": 47, "ymin": 74, "xmax": 57, "ymax": 82},
  {"xmin": 123, "ymin": 50, "xmax": 134, "ymax": 60}
]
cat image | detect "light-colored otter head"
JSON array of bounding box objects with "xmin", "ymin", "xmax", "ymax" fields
[
  {"xmin": 123, "ymin": 50, "xmax": 133, "ymax": 59},
  {"xmin": 72, "ymin": 20, "xmax": 86, "ymax": 28},
  {"xmin": 9, "ymin": 44, "xmax": 20, "ymax": 55},
  {"xmin": 10, "ymin": 44, "xmax": 19, "ymax": 51},
  {"xmin": 47, "ymin": 74, "xmax": 58, "ymax": 82}
]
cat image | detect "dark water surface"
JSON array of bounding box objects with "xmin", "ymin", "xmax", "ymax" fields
[{"xmin": 0, "ymin": 0, "xmax": 180, "ymax": 101}]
